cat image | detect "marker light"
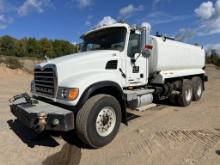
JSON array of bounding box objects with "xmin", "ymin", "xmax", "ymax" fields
[
  {"xmin": 68, "ymin": 88, "xmax": 79, "ymax": 101},
  {"xmin": 145, "ymin": 45, "xmax": 153, "ymax": 50}
]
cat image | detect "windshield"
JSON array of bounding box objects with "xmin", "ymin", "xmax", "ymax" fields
[{"xmin": 80, "ymin": 27, "xmax": 127, "ymax": 52}]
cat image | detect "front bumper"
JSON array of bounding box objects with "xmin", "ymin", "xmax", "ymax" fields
[{"xmin": 10, "ymin": 95, "xmax": 74, "ymax": 132}]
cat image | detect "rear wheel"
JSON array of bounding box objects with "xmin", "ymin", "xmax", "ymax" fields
[
  {"xmin": 192, "ymin": 77, "xmax": 203, "ymax": 101},
  {"xmin": 177, "ymin": 79, "xmax": 193, "ymax": 107},
  {"xmin": 76, "ymin": 94, "xmax": 121, "ymax": 148},
  {"xmin": 168, "ymin": 94, "xmax": 178, "ymax": 106}
]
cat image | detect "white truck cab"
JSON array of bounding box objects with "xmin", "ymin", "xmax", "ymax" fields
[{"xmin": 10, "ymin": 22, "xmax": 208, "ymax": 148}]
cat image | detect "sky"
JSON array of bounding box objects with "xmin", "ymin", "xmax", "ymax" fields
[{"xmin": 0, "ymin": 0, "xmax": 220, "ymax": 52}]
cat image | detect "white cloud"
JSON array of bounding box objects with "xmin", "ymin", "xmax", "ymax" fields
[
  {"xmin": 95, "ymin": 16, "xmax": 116, "ymax": 28},
  {"xmin": 0, "ymin": 14, "xmax": 4, "ymax": 21},
  {"xmin": 77, "ymin": 0, "xmax": 91, "ymax": 8},
  {"xmin": 175, "ymin": 28, "xmax": 195, "ymax": 42},
  {"xmin": 119, "ymin": 4, "xmax": 143, "ymax": 18},
  {"xmin": 216, "ymin": 0, "xmax": 220, "ymax": 15},
  {"xmin": 0, "ymin": 0, "xmax": 13, "ymax": 29},
  {"xmin": 141, "ymin": 22, "xmax": 151, "ymax": 32},
  {"xmin": 85, "ymin": 20, "xmax": 91, "ymax": 26},
  {"xmin": 18, "ymin": 0, "xmax": 52, "ymax": 16},
  {"xmin": 0, "ymin": 15, "xmax": 7, "ymax": 29},
  {"xmin": 195, "ymin": 1, "xmax": 215, "ymax": 20},
  {"xmin": 152, "ymin": 0, "xmax": 162, "ymax": 8},
  {"xmin": 0, "ymin": 15, "xmax": 13, "ymax": 29},
  {"xmin": 71, "ymin": 41, "xmax": 78, "ymax": 45},
  {"xmin": 85, "ymin": 15, "xmax": 92, "ymax": 26},
  {"xmin": 0, "ymin": 0, "xmax": 5, "ymax": 13},
  {"xmin": 195, "ymin": 0, "xmax": 220, "ymax": 35},
  {"xmin": 0, "ymin": 0, "xmax": 52, "ymax": 29},
  {"xmin": 152, "ymin": 0, "xmax": 172, "ymax": 9},
  {"xmin": 0, "ymin": 24, "xmax": 6, "ymax": 29},
  {"xmin": 153, "ymin": 0, "xmax": 161, "ymax": 5},
  {"xmin": 142, "ymin": 11, "xmax": 189, "ymax": 25}
]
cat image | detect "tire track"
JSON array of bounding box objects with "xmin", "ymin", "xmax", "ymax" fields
[{"xmin": 104, "ymin": 129, "xmax": 220, "ymax": 165}]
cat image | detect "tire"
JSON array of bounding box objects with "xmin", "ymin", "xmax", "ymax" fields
[
  {"xmin": 76, "ymin": 94, "xmax": 121, "ymax": 148},
  {"xmin": 177, "ymin": 79, "xmax": 193, "ymax": 107},
  {"xmin": 168, "ymin": 94, "xmax": 178, "ymax": 106},
  {"xmin": 192, "ymin": 77, "xmax": 203, "ymax": 101}
]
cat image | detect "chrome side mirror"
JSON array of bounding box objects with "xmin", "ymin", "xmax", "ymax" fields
[{"xmin": 141, "ymin": 49, "xmax": 151, "ymax": 58}]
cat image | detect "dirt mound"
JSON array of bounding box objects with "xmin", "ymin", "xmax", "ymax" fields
[
  {"xmin": 0, "ymin": 55, "xmax": 41, "ymax": 73},
  {"xmin": 0, "ymin": 63, "xmax": 31, "ymax": 77}
]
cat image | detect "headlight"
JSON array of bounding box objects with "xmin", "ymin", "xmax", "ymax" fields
[{"xmin": 57, "ymin": 87, "xmax": 79, "ymax": 101}]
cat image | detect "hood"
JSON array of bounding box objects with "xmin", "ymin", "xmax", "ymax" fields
[{"xmin": 36, "ymin": 50, "xmax": 120, "ymax": 84}]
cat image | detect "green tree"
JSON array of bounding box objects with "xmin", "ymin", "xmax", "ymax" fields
[
  {"xmin": 40, "ymin": 38, "xmax": 55, "ymax": 58},
  {"xmin": 61, "ymin": 40, "xmax": 74, "ymax": 55},
  {"xmin": 0, "ymin": 35, "xmax": 16, "ymax": 56},
  {"xmin": 52, "ymin": 40, "xmax": 77, "ymax": 57},
  {"xmin": 52, "ymin": 40, "xmax": 63, "ymax": 57},
  {"xmin": 26, "ymin": 37, "xmax": 41, "ymax": 57},
  {"xmin": 206, "ymin": 49, "xmax": 220, "ymax": 67},
  {"xmin": 0, "ymin": 35, "xmax": 78, "ymax": 58},
  {"xmin": 15, "ymin": 39, "xmax": 26, "ymax": 57},
  {"xmin": 210, "ymin": 49, "xmax": 219, "ymax": 65}
]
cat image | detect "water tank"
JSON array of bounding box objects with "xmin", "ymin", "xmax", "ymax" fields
[{"xmin": 148, "ymin": 36, "xmax": 205, "ymax": 74}]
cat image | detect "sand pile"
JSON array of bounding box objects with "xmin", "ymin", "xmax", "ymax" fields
[{"xmin": 0, "ymin": 63, "xmax": 30, "ymax": 78}]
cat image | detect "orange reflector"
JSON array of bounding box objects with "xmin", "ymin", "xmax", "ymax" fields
[{"xmin": 68, "ymin": 88, "xmax": 79, "ymax": 100}]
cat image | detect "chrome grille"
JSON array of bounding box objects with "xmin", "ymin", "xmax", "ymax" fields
[{"xmin": 34, "ymin": 66, "xmax": 56, "ymax": 97}]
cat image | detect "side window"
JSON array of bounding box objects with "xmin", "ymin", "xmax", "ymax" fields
[
  {"xmin": 87, "ymin": 43, "xmax": 100, "ymax": 51},
  {"xmin": 127, "ymin": 32, "xmax": 141, "ymax": 57}
]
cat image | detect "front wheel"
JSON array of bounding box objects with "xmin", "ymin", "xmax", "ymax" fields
[{"xmin": 76, "ymin": 94, "xmax": 121, "ymax": 148}]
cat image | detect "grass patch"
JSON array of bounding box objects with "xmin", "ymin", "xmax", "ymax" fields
[{"xmin": 0, "ymin": 58, "xmax": 23, "ymax": 69}]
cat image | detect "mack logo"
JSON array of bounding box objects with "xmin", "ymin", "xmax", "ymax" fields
[{"xmin": 36, "ymin": 86, "xmax": 53, "ymax": 94}]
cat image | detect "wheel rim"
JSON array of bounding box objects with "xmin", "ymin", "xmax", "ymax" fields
[
  {"xmin": 185, "ymin": 87, "xmax": 192, "ymax": 102},
  {"xmin": 197, "ymin": 83, "xmax": 202, "ymax": 96},
  {"xmin": 96, "ymin": 106, "xmax": 116, "ymax": 137}
]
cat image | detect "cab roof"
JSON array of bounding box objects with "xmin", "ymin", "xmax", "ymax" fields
[{"xmin": 81, "ymin": 23, "xmax": 131, "ymax": 39}]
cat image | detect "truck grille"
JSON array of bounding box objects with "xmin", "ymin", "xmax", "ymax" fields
[{"xmin": 34, "ymin": 66, "xmax": 57, "ymax": 97}]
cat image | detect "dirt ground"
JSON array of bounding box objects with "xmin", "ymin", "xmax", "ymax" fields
[{"xmin": 0, "ymin": 64, "xmax": 220, "ymax": 165}]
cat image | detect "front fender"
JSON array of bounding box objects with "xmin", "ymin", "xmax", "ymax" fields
[{"xmin": 58, "ymin": 70, "xmax": 122, "ymax": 106}]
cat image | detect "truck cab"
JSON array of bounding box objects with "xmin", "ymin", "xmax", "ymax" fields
[
  {"xmin": 32, "ymin": 23, "xmax": 151, "ymax": 104},
  {"xmin": 10, "ymin": 22, "xmax": 207, "ymax": 148}
]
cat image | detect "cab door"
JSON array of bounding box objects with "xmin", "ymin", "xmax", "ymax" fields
[{"xmin": 125, "ymin": 30, "xmax": 148, "ymax": 86}]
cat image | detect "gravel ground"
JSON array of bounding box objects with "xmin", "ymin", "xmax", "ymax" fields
[{"xmin": 0, "ymin": 65, "xmax": 220, "ymax": 165}]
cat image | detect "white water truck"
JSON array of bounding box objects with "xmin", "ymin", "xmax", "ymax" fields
[{"xmin": 10, "ymin": 22, "xmax": 207, "ymax": 148}]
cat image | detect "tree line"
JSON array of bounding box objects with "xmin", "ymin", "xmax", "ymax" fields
[
  {"xmin": 0, "ymin": 35, "xmax": 78, "ymax": 59},
  {"xmin": 0, "ymin": 34, "xmax": 219, "ymax": 67},
  {"xmin": 206, "ymin": 49, "xmax": 220, "ymax": 67}
]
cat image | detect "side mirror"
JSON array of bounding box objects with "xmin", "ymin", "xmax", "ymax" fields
[{"xmin": 141, "ymin": 49, "xmax": 151, "ymax": 58}]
